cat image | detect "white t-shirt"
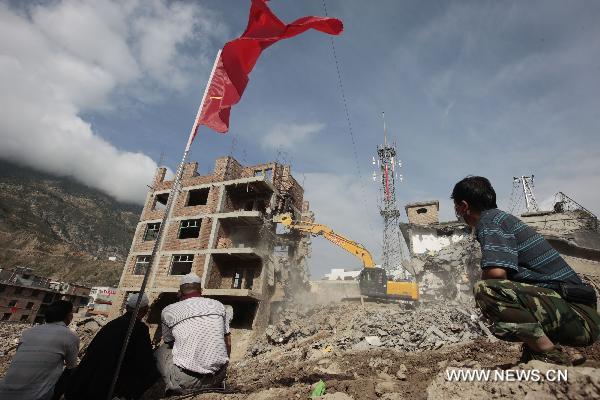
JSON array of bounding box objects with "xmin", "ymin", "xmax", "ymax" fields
[
  {"xmin": 161, "ymin": 297, "xmax": 230, "ymax": 374},
  {"xmin": 0, "ymin": 322, "xmax": 79, "ymax": 400}
]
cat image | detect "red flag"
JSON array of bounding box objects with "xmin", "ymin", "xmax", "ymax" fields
[{"xmin": 197, "ymin": 0, "xmax": 343, "ymax": 134}]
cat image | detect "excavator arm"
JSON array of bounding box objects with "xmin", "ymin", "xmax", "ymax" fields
[
  {"xmin": 279, "ymin": 214, "xmax": 375, "ymax": 268},
  {"xmin": 279, "ymin": 213, "xmax": 419, "ymax": 301}
]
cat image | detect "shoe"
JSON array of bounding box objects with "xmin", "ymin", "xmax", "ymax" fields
[
  {"xmin": 563, "ymin": 347, "xmax": 586, "ymax": 366},
  {"xmin": 519, "ymin": 344, "xmax": 572, "ymax": 366}
]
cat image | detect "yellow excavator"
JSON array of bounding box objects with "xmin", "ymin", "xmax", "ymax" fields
[{"xmin": 279, "ymin": 213, "xmax": 419, "ymax": 301}]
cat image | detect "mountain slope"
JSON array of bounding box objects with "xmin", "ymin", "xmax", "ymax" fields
[{"xmin": 0, "ymin": 160, "xmax": 142, "ymax": 286}]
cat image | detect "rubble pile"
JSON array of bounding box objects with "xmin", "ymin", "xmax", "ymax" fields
[
  {"xmin": 73, "ymin": 316, "xmax": 107, "ymax": 356},
  {"xmin": 416, "ymin": 237, "xmax": 481, "ymax": 301},
  {"xmin": 0, "ymin": 323, "xmax": 29, "ymax": 376},
  {"xmin": 249, "ymin": 300, "xmax": 489, "ymax": 357}
]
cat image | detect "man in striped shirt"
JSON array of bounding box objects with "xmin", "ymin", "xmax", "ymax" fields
[
  {"xmin": 452, "ymin": 176, "xmax": 600, "ymax": 365},
  {"xmin": 156, "ymin": 273, "xmax": 231, "ymax": 395}
]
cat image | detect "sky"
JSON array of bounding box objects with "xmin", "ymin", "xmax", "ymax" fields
[{"xmin": 1, "ymin": 0, "xmax": 599, "ymax": 278}]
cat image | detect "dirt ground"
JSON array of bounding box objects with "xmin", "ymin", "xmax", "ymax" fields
[{"xmin": 183, "ymin": 339, "xmax": 600, "ymax": 400}]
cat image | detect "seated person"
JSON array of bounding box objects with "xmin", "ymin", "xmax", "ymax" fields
[
  {"xmin": 0, "ymin": 300, "xmax": 79, "ymax": 400},
  {"xmin": 156, "ymin": 273, "xmax": 231, "ymax": 394},
  {"xmin": 65, "ymin": 293, "xmax": 159, "ymax": 400}
]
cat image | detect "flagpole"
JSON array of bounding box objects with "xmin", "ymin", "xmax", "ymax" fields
[{"xmin": 106, "ymin": 48, "xmax": 222, "ymax": 400}]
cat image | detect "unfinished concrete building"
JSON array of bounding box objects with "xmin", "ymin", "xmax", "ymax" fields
[{"xmin": 109, "ymin": 156, "xmax": 311, "ymax": 330}]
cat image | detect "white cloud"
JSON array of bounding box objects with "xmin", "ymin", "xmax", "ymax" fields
[
  {"xmin": 261, "ymin": 122, "xmax": 325, "ymax": 150},
  {"xmin": 0, "ymin": 0, "xmax": 225, "ymax": 203}
]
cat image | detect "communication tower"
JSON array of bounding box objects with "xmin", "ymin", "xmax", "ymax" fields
[{"xmin": 373, "ymin": 113, "xmax": 410, "ymax": 279}]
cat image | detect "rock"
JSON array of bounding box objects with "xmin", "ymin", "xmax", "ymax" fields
[
  {"xmin": 351, "ymin": 340, "xmax": 370, "ymax": 351},
  {"xmin": 365, "ymin": 336, "xmax": 382, "ymax": 347},
  {"xmin": 246, "ymin": 388, "xmax": 291, "ymax": 400},
  {"xmin": 396, "ymin": 364, "xmax": 408, "ymax": 380},
  {"xmin": 315, "ymin": 362, "xmax": 345, "ymax": 376},
  {"xmin": 314, "ymin": 393, "xmax": 354, "ymax": 400},
  {"xmin": 375, "ymin": 381, "xmax": 399, "ymax": 395},
  {"xmin": 380, "ymin": 393, "xmax": 404, "ymax": 400}
]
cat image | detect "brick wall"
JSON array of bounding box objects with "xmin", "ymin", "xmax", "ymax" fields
[
  {"xmin": 161, "ymin": 217, "xmax": 212, "ymax": 252},
  {"xmin": 171, "ymin": 187, "xmax": 218, "ymax": 218},
  {"xmin": 0, "ymin": 285, "xmax": 44, "ymax": 323},
  {"xmin": 405, "ymin": 202, "xmax": 440, "ymax": 225}
]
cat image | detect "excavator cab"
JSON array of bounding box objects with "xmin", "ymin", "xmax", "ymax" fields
[{"xmin": 358, "ymin": 267, "xmax": 387, "ymax": 298}]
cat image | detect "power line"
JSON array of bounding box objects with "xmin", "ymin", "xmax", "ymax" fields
[{"xmin": 321, "ymin": 0, "xmax": 377, "ymax": 238}]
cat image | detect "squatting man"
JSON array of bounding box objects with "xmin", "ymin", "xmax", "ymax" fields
[
  {"xmin": 452, "ymin": 176, "xmax": 600, "ymax": 365},
  {"xmin": 156, "ymin": 272, "xmax": 232, "ymax": 395}
]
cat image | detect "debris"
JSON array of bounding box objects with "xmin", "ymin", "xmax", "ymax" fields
[
  {"xmin": 395, "ymin": 364, "xmax": 408, "ymax": 380},
  {"xmin": 365, "ymin": 336, "xmax": 383, "ymax": 347},
  {"xmin": 310, "ymin": 380, "xmax": 327, "ymax": 398},
  {"xmin": 477, "ymin": 321, "xmax": 498, "ymax": 343},
  {"xmin": 251, "ymin": 301, "xmax": 487, "ymax": 358}
]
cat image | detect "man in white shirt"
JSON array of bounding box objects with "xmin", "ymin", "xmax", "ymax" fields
[
  {"xmin": 0, "ymin": 300, "xmax": 80, "ymax": 400},
  {"xmin": 156, "ymin": 273, "xmax": 231, "ymax": 394}
]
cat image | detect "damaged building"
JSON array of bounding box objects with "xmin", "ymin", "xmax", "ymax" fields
[
  {"xmin": 109, "ymin": 156, "xmax": 312, "ymax": 331},
  {"xmin": 400, "ymin": 201, "xmax": 477, "ymax": 301},
  {"xmin": 401, "ymin": 194, "xmax": 600, "ymax": 301}
]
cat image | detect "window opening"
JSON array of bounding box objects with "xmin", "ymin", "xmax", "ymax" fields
[
  {"xmin": 2, "ymin": 313, "xmax": 11, "ymax": 321},
  {"xmin": 20, "ymin": 315, "xmax": 29, "ymax": 322},
  {"xmin": 144, "ymin": 222, "xmax": 161, "ymax": 241},
  {"xmin": 187, "ymin": 188, "xmax": 209, "ymax": 206},
  {"xmin": 171, "ymin": 254, "xmax": 194, "ymax": 275},
  {"xmin": 133, "ymin": 256, "xmax": 151, "ymax": 275},
  {"xmin": 179, "ymin": 219, "xmax": 201, "ymax": 239},
  {"xmin": 14, "ymin": 287, "xmax": 23, "ymax": 295},
  {"xmin": 42, "ymin": 293, "xmax": 54, "ymax": 303},
  {"xmin": 264, "ymin": 168, "xmax": 273, "ymax": 181},
  {"xmin": 25, "ymin": 302, "xmax": 34, "ymax": 310},
  {"xmin": 416, "ymin": 207, "xmax": 428, "ymax": 214},
  {"xmin": 8, "ymin": 300, "xmax": 17, "ymax": 307},
  {"xmin": 152, "ymin": 193, "xmax": 169, "ymax": 211}
]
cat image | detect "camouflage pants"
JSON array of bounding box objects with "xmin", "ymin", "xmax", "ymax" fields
[{"xmin": 473, "ymin": 279, "xmax": 600, "ymax": 346}]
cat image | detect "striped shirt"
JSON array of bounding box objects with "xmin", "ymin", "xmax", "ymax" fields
[
  {"xmin": 475, "ymin": 208, "xmax": 582, "ymax": 289},
  {"xmin": 161, "ymin": 297, "xmax": 230, "ymax": 374},
  {"xmin": 0, "ymin": 322, "xmax": 79, "ymax": 400}
]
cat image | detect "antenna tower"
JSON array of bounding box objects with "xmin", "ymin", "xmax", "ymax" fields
[
  {"xmin": 513, "ymin": 175, "xmax": 539, "ymax": 212},
  {"xmin": 373, "ymin": 113, "xmax": 410, "ymax": 279}
]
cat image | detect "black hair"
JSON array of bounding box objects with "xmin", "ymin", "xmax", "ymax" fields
[
  {"xmin": 45, "ymin": 300, "xmax": 73, "ymax": 323},
  {"xmin": 451, "ymin": 176, "xmax": 497, "ymax": 212}
]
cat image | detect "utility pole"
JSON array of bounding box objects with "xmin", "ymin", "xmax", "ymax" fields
[
  {"xmin": 373, "ymin": 113, "xmax": 410, "ymax": 279},
  {"xmin": 513, "ymin": 175, "xmax": 539, "ymax": 212}
]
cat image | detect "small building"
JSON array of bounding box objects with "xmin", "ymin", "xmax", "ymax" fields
[
  {"xmin": 402, "ymin": 200, "xmax": 469, "ymax": 255},
  {"xmin": 0, "ymin": 267, "xmax": 91, "ymax": 324},
  {"xmin": 323, "ymin": 268, "xmax": 361, "ymax": 281},
  {"xmin": 405, "ymin": 200, "xmax": 440, "ymax": 226}
]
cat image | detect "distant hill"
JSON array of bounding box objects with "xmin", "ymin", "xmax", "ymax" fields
[{"xmin": 0, "ymin": 160, "xmax": 142, "ymax": 287}]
